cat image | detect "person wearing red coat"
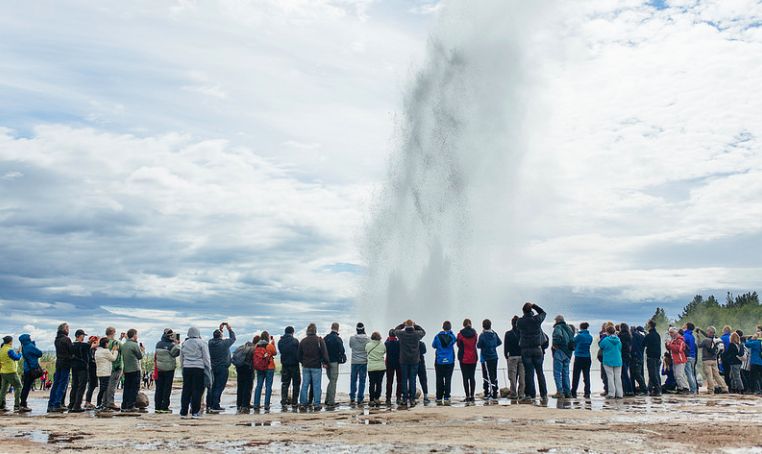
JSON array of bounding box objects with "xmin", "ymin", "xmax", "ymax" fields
[
  {"xmin": 665, "ymin": 328, "xmax": 689, "ymax": 393},
  {"xmin": 457, "ymin": 319, "xmax": 478, "ymax": 403}
]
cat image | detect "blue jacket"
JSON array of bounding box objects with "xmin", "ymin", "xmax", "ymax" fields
[
  {"xmin": 745, "ymin": 339, "xmax": 762, "ymax": 366},
  {"xmin": 324, "ymin": 331, "xmax": 345, "ymax": 364},
  {"xmin": 432, "ymin": 331, "xmax": 456, "ymax": 365},
  {"xmin": 683, "ymin": 329, "xmax": 697, "ymax": 358},
  {"xmin": 573, "ymin": 330, "xmax": 593, "ymax": 358},
  {"xmin": 599, "ymin": 335, "xmax": 622, "ymax": 367},
  {"xmin": 477, "ymin": 330, "xmax": 502, "ymax": 362},
  {"xmin": 19, "ymin": 334, "xmax": 42, "ymax": 372}
]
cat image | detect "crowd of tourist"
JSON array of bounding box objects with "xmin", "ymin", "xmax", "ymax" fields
[{"xmin": 0, "ymin": 302, "xmax": 761, "ymax": 417}]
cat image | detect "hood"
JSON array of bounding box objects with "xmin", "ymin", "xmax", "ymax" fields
[
  {"xmin": 579, "ymin": 329, "xmax": 589, "ymax": 335},
  {"xmin": 459, "ymin": 327, "xmax": 476, "ymax": 338},
  {"xmin": 19, "ymin": 334, "xmax": 32, "ymax": 345},
  {"xmin": 187, "ymin": 327, "xmax": 201, "ymax": 339},
  {"xmin": 257, "ymin": 339, "xmax": 269, "ymax": 347},
  {"xmin": 553, "ymin": 321, "xmax": 566, "ymax": 327},
  {"xmin": 386, "ymin": 336, "xmax": 398, "ymax": 342},
  {"xmin": 161, "ymin": 332, "xmax": 174, "ymax": 342},
  {"xmin": 482, "ymin": 329, "xmax": 496, "ymax": 335},
  {"xmin": 606, "ymin": 335, "xmax": 622, "ymax": 345}
]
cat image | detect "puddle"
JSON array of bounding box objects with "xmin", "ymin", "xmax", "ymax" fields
[{"xmin": 236, "ymin": 420, "xmax": 283, "ymax": 427}]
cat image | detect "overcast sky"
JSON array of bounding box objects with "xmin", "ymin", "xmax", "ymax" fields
[{"xmin": 1, "ymin": 0, "xmax": 761, "ymax": 348}]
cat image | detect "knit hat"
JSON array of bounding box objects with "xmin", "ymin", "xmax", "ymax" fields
[
  {"xmin": 356, "ymin": 322, "xmax": 365, "ymax": 334},
  {"xmin": 2, "ymin": 336, "xmax": 11, "ymax": 345}
]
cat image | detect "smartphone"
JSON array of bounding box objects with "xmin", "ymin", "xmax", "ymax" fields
[{"xmin": 174, "ymin": 333, "xmax": 181, "ymax": 341}]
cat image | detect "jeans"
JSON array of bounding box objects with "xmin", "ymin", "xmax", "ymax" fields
[
  {"xmin": 350, "ymin": 363, "xmax": 367, "ymax": 401},
  {"xmin": 236, "ymin": 366, "xmax": 254, "ymax": 408},
  {"xmin": 104, "ymin": 368, "xmax": 122, "ymax": 407},
  {"xmin": 368, "ymin": 370, "xmax": 385, "ymax": 401},
  {"xmin": 481, "ymin": 359, "xmax": 498, "ymax": 398},
  {"xmin": 521, "ymin": 349, "xmax": 547, "ymax": 398},
  {"xmin": 96, "ymin": 376, "xmax": 110, "ymax": 407},
  {"xmin": 646, "ymin": 357, "xmax": 662, "ymax": 395},
  {"xmin": 253, "ymin": 369, "xmax": 274, "ymax": 408},
  {"xmin": 630, "ymin": 359, "xmax": 647, "ymax": 394},
  {"xmin": 434, "ymin": 363, "xmax": 454, "ymax": 400},
  {"xmin": 21, "ymin": 371, "xmax": 34, "ymax": 407},
  {"xmin": 400, "ymin": 363, "xmax": 418, "ymax": 402},
  {"xmin": 207, "ymin": 364, "xmax": 229, "ymax": 410},
  {"xmin": 154, "ymin": 370, "xmax": 175, "ymax": 411},
  {"xmin": 552, "ymin": 350, "xmax": 571, "ymax": 395},
  {"xmin": 121, "ymin": 371, "xmax": 140, "ymax": 409},
  {"xmin": 571, "ymin": 356, "xmax": 591, "ymax": 397},
  {"xmin": 385, "ymin": 366, "xmax": 402, "ymax": 401},
  {"xmin": 180, "ymin": 368, "xmax": 205, "ymax": 416},
  {"xmin": 506, "ymin": 356, "xmax": 525, "ymax": 398},
  {"xmin": 0, "ymin": 373, "xmax": 22, "ymax": 409},
  {"xmin": 621, "ymin": 357, "xmax": 633, "ymax": 394},
  {"xmin": 300, "ymin": 367, "xmax": 322, "ymax": 407},
  {"xmin": 729, "ymin": 364, "xmax": 744, "ymax": 392},
  {"xmin": 86, "ymin": 366, "xmax": 98, "ymax": 404},
  {"xmin": 325, "ymin": 363, "xmax": 339, "ymax": 405},
  {"xmin": 48, "ymin": 366, "xmax": 70, "ymax": 409},
  {"xmin": 685, "ymin": 357, "xmax": 697, "ymax": 393},
  {"xmin": 604, "ymin": 365, "xmax": 623, "ymax": 397},
  {"xmin": 460, "ymin": 362, "xmax": 477, "ymax": 399},
  {"xmin": 417, "ymin": 361, "xmax": 429, "ymax": 396},
  {"xmin": 68, "ymin": 367, "xmax": 88, "ymax": 409},
  {"xmin": 280, "ymin": 364, "xmax": 300, "ymax": 405}
]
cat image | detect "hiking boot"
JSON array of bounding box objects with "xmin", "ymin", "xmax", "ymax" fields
[
  {"xmin": 518, "ymin": 398, "xmax": 533, "ymax": 404},
  {"xmin": 69, "ymin": 408, "xmax": 85, "ymax": 413},
  {"xmin": 18, "ymin": 406, "xmax": 32, "ymax": 413},
  {"xmin": 551, "ymin": 392, "xmax": 564, "ymax": 399}
]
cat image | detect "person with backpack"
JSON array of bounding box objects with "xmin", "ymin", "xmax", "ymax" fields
[
  {"xmin": 517, "ymin": 303, "xmax": 548, "ymax": 403},
  {"xmin": 394, "ymin": 320, "xmax": 426, "ymax": 407},
  {"xmin": 384, "ymin": 329, "xmax": 402, "ymax": 405},
  {"xmin": 630, "ymin": 326, "xmax": 648, "ymax": 395},
  {"xmin": 365, "ymin": 332, "xmax": 386, "ymax": 407},
  {"xmin": 744, "ymin": 332, "xmax": 762, "ymax": 394},
  {"xmin": 154, "ymin": 329, "xmax": 181, "ymax": 413},
  {"xmin": 298, "ymin": 323, "xmax": 329, "ymax": 410},
  {"xmin": 252, "ymin": 331, "xmax": 277, "ymax": 411},
  {"xmin": 456, "ymin": 319, "xmax": 478, "ymax": 404},
  {"xmin": 68, "ymin": 329, "xmax": 91, "ymax": 412},
  {"xmin": 726, "ymin": 332, "xmax": 745, "ymax": 393},
  {"xmin": 433, "ymin": 321, "xmax": 457, "ymax": 405},
  {"xmin": 277, "ymin": 327, "xmax": 300, "ymax": 408},
  {"xmin": 698, "ymin": 326, "xmax": 728, "ymax": 394},
  {"xmin": 551, "ymin": 315, "xmax": 574, "ymax": 399},
  {"xmin": 665, "ymin": 327, "xmax": 689, "ymax": 394},
  {"xmin": 206, "ymin": 322, "xmax": 236, "ymax": 413},
  {"xmin": 571, "ymin": 322, "xmax": 593, "ymax": 398},
  {"xmin": 644, "ymin": 320, "xmax": 662, "ymax": 396},
  {"xmin": 349, "ymin": 322, "xmax": 370, "ymax": 405},
  {"xmin": 503, "ymin": 316, "xmax": 525, "ymax": 400},
  {"xmin": 599, "ymin": 325, "xmax": 623, "ymax": 398},
  {"xmin": 232, "ymin": 336, "xmax": 255, "ymax": 412},
  {"xmin": 19, "ymin": 333, "xmax": 43, "ymax": 412},
  {"xmin": 477, "ymin": 319, "xmax": 501, "ymax": 403}
]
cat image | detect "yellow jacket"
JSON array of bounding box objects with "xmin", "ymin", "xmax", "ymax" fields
[{"xmin": 0, "ymin": 343, "xmax": 21, "ymax": 374}]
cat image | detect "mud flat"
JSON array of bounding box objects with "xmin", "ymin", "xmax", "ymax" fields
[{"xmin": 1, "ymin": 395, "xmax": 761, "ymax": 453}]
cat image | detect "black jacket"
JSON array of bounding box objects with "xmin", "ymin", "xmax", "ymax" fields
[
  {"xmin": 71, "ymin": 341, "xmax": 90, "ymax": 370},
  {"xmin": 631, "ymin": 329, "xmax": 645, "ymax": 362},
  {"xmin": 516, "ymin": 305, "xmax": 546, "ymax": 349},
  {"xmin": 644, "ymin": 328, "xmax": 661, "ymax": 359},
  {"xmin": 385, "ymin": 337, "xmax": 400, "ymax": 368},
  {"xmin": 503, "ymin": 329, "xmax": 521, "ymax": 357},
  {"xmin": 394, "ymin": 324, "xmax": 426, "ymax": 365},
  {"xmin": 54, "ymin": 330, "xmax": 73, "ymax": 369},
  {"xmin": 278, "ymin": 333, "xmax": 300, "ymax": 366},
  {"xmin": 618, "ymin": 331, "xmax": 632, "ymax": 362},
  {"xmin": 324, "ymin": 331, "xmax": 345, "ymax": 364},
  {"xmin": 725, "ymin": 343, "xmax": 743, "ymax": 366}
]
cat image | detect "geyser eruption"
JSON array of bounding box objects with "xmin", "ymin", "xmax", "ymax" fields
[{"xmin": 362, "ymin": 1, "xmax": 550, "ymax": 330}]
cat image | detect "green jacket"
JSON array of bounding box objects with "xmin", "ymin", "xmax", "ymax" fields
[
  {"xmin": 108, "ymin": 338, "xmax": 123, "ymax": 372},
  {"xmin": 365, "ymin": 339, "xmax": 386, "ymax": 372},
  {"xmin": 121, "ymin": 339, "xmax": 143, "ymax": 374}
]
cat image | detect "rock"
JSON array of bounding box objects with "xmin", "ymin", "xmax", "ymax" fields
[
  {"xmin": 136, "ymin": 392, "xmax": 149, "ymax": 409},
  {"xmin": 499, "ymin": 387, "xmax": 510, "ymax": 398}
]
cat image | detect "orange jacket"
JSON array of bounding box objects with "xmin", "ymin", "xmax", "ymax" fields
[{"xmin": 666, "ymin": 335, "xmax": 687, "ymax": 365}]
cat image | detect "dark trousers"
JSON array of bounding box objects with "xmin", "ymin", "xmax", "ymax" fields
[
  {"xmin": 368, "ymin": 370, "xmax": 385, "ymax": 401},
  {"xmin": 280, "ymin": 364, "xmax": 300, "ymax": 405},
  {"xmin": 600, "ymin": 359, "xmax": 608, "ymax": 394},
  {"xmin": 85, "ymin": 366, "xmax": 98, "ymax": 403},
  {"xmin": 20, "ymin": 371, "xmax": 34, "ymax": 407},
  {"xmin": 435, "ymin": 363, "xmax": 454, "ymax": 400},
  {"xmin": 571, "ymin": 357, "xmax": 591, "ymax": 396},
  {"xmin": 154, "ymin": 370, "xmax": 175, "ymax": 411},
  {"xmin": 236, "ymin": 366, "xmax": 254, "ymax": 408},
  {"xmin": 630, "ymin": 359, "xmax": 647, "ymax": 393},
  {"xmin": 521, "ymin": 349, "xmax": 547, "ymax": 398},
  {"xmin": 180, "ymin": 368, "xmax": 205, "ymax": 416},
  {"xmin": 621, "ymin": 357, "xmax": 633, "ymax": 394},
  {"xmin": 481, "ymin": 359, "xmax": 498, "ymax": 398},
  {"xmin": 751, "ymin": 364, "xmax": 762, "ymax": 394},
  {"xmin": 460, "ymin": 362, "xmax": 477, "ymax": 399},
  {"xmin": 96, "ymin": 376, "xmax": 110, "ymax": 407},
  {"xmin": 48, "ymin": 366, "xmax": 70, "ymax": 409},
  {"xmin": 69, "ymin": 367, "xmax": 88, "ymax": 410},
  {"xmin": 417, "ymin": 361, "xmax": 428, "ymax": 396},
  {"xmin": 647, "ymin": 357, "xmax": 662, "ymax": 395},
  {"xmin": 385, "ymin": 366, "xmax": 402, "ymax": 401},
  {"xmin": 121, "ymin": 371, "xmax": 140, "ymax": 409},
  {"xmin": 207, "ymin": 364, "xmax": 228, "ymax": 410}
]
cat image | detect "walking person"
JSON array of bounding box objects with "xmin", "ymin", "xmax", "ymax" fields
[
  {"xmin": 323, "ymin": 322, "xmax": 345, "ymax": 409},
  {"xmin": 384, "ymin": 329, "xmax": 402, "ymax": 404},
  {"xmin": 366, "ymin": 332, "xmax": 386, "ymax": 407},
  {"xmin": 630, "ymin": 326, "xmax": 648, "ymax": 395},
  {"xmin": 503, "ymin": 316, "xmax": 525, "ymax": 400},
  {"xmin": 68, "ymin": 329, "xmax": 90, "ymax": 412},
  {"xmin": 417, "ymin": 341, "xmax": 430, "ymax": 404},
  {"xmin": 599, "ymin": 325, "xmax": 624, "ymax": 399},
  {"xmin": 665, "ymin": 327, "xmax": 690, "ymax": 393},
  {"xmin": 644, "ymin": 320, "xmax": 662, "ymax": 396},
  {"xmin": 207, "ymin": 322, "xmax": 236, "ymax": 413},
  {"xmin": 517, "ymin": 303, "xmax": 548, "ymax": 403},
  {"xmin": 457, "ymin": 319, "xmax": 478, "ymax": 404},
  {"xmin": 571, "ymin": 322, "xmax": 593, "ymax": 398},
  {"xmin": 477, "ymin": 319, "xmax": 501, "ymax": 402},
  {"xmin": 278, "ymin": 327, "xmax": 300, "ymax": 408},
  {"xmin": 298, "ymin": 323, "xmax": 329, "ymax": 410},
  {"xmin": 551, "ymin": 315, "xmax": 574, "ymax": 399},
  {"xmin": 0, "ymin": 336, "xmax": 22, "ymax": 413},
  {"xmin": 698, "ymin": 326, "xmax": 728, "ymax": 394},
  {"xmin": 349, "ymin": 323, "xmax": 370, "ymax": 405},
  {"xmin": 19, "ymin": 334, "xmax": 43, "ymax": 412},
  {"xmin": 94, "ymin": 337, "xmax": 118, "ymax": 408},
  {"xmin": 252, "ymin": 331, "xmax": 277, "ymax": 411},
  {"xmin": 47, "ymin": 323, "xmax": 72, "ymax": 412},
  {"xmin": 154, "ymin": 329, "xmax": 180, "ymax": 413},
  {"xmin": 618, "ymin": 323, "xmax": 634, "ymax": 396},
  {"xmin": 120, "ymin": 329, "xmax": 144, "ymax": 412},
  {"xmin": 394, "ymin": 320, "xmax": 426, "ymax": 407},
  {"xmin": 103, "ymin": 327, "xmax": 124, "ymax": 412},
  {"xmin": 180, "ymin": 327, "xmax": 211, "ymax": 419},
  {"xmin": 683, "ymin": 323, "xmax": 699, "ymax": 394},
  {"xmin": 84, "ymin": 336, "xmax": 99, "ymax": 409},
  {"xmin": 432, "ymin": 321, "xmax": 457, "ymax": 405},
  {"xmin": 232, "ymin": 337, "xmax": 255, "ymax": 412}
]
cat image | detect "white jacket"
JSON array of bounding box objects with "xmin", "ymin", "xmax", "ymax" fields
[{"xmin": 95, "ymin": 347, "xmax": 118, "ymax": 377}]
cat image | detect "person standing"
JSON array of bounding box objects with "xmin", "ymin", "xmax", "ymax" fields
[
  {"xmin": 349, "ymin": 323, "xmax": 370, "ymax": 405},
  {"xmin": 699, "ymin": 326, "xmax": 728, "ymax": 394},
  {"xmin": 457, "ymin": 319, "xmax": 478, "ymax": 404},
  {"xmin": 180, "ymin": 327, "xmax": 211, "ymax": 418},
  {"xmin": 725, "ymin": 333, "xmax": 744, "ymax": 393},
  {"xmin": 19, "ymin": 334, "xmax": 43, "ymax": 412},
  {"xmin": 252, "ymin": 331, "xmax": 277, "ymax": 411},
  {"xmin": 94, "ymin": 338, "xmax": 119, "ymax": 408},
  {"xmin": 618, "ymin": 323, "xmax": 634, "ymax": 396},
  {"xmin": 571, "ymin": 322, "xmax": 593, "ymax": 398},
  {"xmin": 323, "ymin": 322, "xmax": 344, "ymax": 409},
  {"xmin": 503, "ymin": 316, "xmax": 525, "ymax": 400},
  {"xmin": 384, "ymin": 329, "xmax": 402, "ymax": 405},
  {"xmin": 47, "ymin": 323, "xmax": 72, "ymax": 412},
  {"xmin": 120, "ymin": 329, "xmax": 144, "ymax": 412},
  {"xmin": 84, "ymin": 336, "xmax": 99, "ymax": 409},
  {"xmin": 207, "ymin": 322, "xmax": 236, "ymax": 413},
  {"xmin": 551, "ymin": 315, "xmax": 574, "ymax": 399},
  {"xmin": 744, "ymin": 333, "xmax": 762, "ymax": 394},
  {"xmin": 644, "ymin": 320, "xmax": 662, "ymax": 396},
  {"xmin": 517, "ymin": 303, "xmax": 548, "ymax": 403},
  {"xmin": 298, "ymin": 323, "xmax": 329, "ymax": 410},
  {"xmin": 103, "ymin": 327, "xmax": 124, "ymax": 412},
  {"xmin": 68, "ymin": 329, "xmax": 90, "ymax": 412},
  {"xmin": 417, "ymin": 340, "xmax": 430, "ymax": 404},
  {"xmin": 278, "ymin": 327, "xmax": 300, "ymax": 408},
  {"xmin": 365, "ymin": 332, "xmax": 386, "ymax": 407},
  {"xmin": 599, "ymin": 325, "xmax": 624, "ymax": 399},
  {"xmin": 665, "ymin": 327, "xmax": 689, "ymax": 394},
  {"xmin": 630, "ymin": 326, "xmax": 648, "ymax": 395},
  {"xmin": 232, "ymin": 337, "xmax": 255, "ymax": 412},
  {"xmin": 0, "ymin": 336, "xmax": 22, "ymax": 412},
  {"xmin": 477, "ymin": 319, "xmax": 501, "ymax": 402},
  {"xmin": 154, "ymin": 329, "xmax": 181, "ymax": 413},
  {"xmin": 394, "ymin": 320, "xmax": 426, "ymax": 407},
  {"xmin": 432, "ymin": 321, "xmax": 457, "ymax": 405},
  {"xmin": 683, "ymin": 322, "xmax": 698, "ymax": 394}
]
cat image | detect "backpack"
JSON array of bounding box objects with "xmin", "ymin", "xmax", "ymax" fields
[
  {"xmin": 253, "ymin": 345, "xmax": 271, "ymax": 371},
  {"xmin": 231, "ymin": 345, "xmax": 249, "ymax": 368},
  {"xmin": 564, "ymin": 326, "xmax": 575, "ymax": 352},
  {"xmin": 541, "ymin": 333, "xmax": 549, "ymax": 351}
]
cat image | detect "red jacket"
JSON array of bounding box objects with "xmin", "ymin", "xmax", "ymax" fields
[
  {"xmin": 666, "ymin": 335, "xmax": 687, "ymax": 365},
  {"xmin": 457, "ymin": 328, "xmax": 478, "ymax": 364}
]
